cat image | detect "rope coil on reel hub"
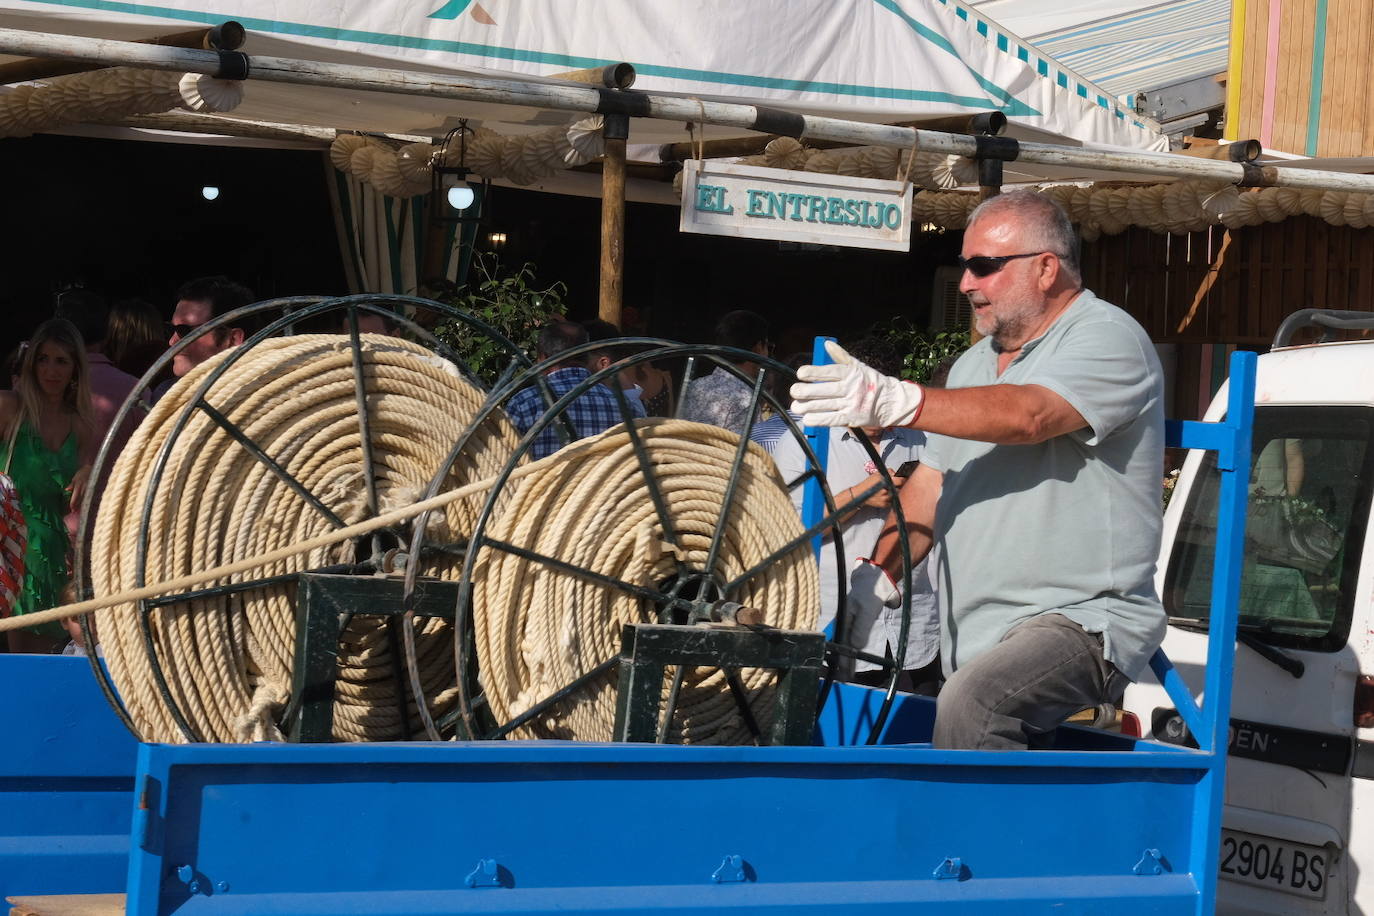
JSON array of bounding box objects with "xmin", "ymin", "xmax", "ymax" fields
[
  {"xmin": 92, "ymin": 324, "xmax": 524, "ymax": 743},
  {"xmin": 471, "ymin": 419, "xmax": 817, "ymax": 743},
  {"xmin": 439, "ymin": 343, "xmax": 909, "ymax": 745}
]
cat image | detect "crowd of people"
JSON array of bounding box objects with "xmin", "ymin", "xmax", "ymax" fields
[
  {"xmin": 0, "ymin": 276, "xmax": 254, "ymax": 654},
  {"xmin": 2, "ymin": 191, "xmax": 1170, "ymax": 753}
]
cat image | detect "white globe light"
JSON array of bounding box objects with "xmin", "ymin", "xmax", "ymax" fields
[
  {"xmin": 447, "ymin": 184, "xmax": 475, "ymax": 210},
  {"xmin": 201, "ymin": 185, "xmax": 220, "ymax": 201}
]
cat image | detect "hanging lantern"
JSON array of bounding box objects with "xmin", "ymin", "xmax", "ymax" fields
[{"xmin": 431, "ymin": 119, "xmax": 490, "ymax": 225}]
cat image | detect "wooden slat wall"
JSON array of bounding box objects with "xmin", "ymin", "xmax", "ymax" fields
[
  {"xmin": 1234, "ymin": 0, "xmax": 1314, "ymax": 154},
  {"xmin": 1236, "ymin": 0, "xmax": 1265, "ymax": 148},
  {"xmin": 1231, "ymin": 0, "xmax": 1374, "ymax": 156},
  {"xmin": 1081, "ymin": 218, "xmax": 1374, "ymax": 345},
  {"xmin": 1321, "ymin": 0, "xmax": 1372, "ymax": 156},
  {"xmin": 1282, "ymin": 0, "xmax": 1315, "ymax": 154}
]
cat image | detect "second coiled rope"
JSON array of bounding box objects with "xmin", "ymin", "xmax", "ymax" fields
[{"xmin": 472, "ymin": 419, "xmax": 819, "ymax": 744}]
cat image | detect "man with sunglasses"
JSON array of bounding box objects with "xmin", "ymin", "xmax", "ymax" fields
[
  {"xmin": 166, "ymin": 276, "xmax": 255, "ymax": 379},
  {"xmin": 791, "ymin": 190, "xmax": 1165, "ymax": 750}
]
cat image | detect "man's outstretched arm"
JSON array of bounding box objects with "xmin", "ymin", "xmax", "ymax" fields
[{"xmin": 790, "ymin": 340, "xmax": 1087, "ymax": 445}]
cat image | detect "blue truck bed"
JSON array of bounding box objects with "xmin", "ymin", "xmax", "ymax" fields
[
  {"xmin": 122, "ymin": 713, "xmax": 1207, "ymax": 915},
  {"xmin": 0, "ymin": 352, "xmax": 1256, "ymax": 915}
]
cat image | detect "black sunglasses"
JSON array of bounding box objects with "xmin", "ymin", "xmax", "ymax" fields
[
  {"xmin": 957, "ymin": 251, "xmax": 1052, "ymax": 278},
  {"xmin": 166, "ymin": 322, "xmax": 204, "ymax": 338}
]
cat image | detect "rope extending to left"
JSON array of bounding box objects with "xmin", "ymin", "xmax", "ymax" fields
[{"xmin": 9, "ymin": 337, "xmax": 824, "ymax": 747}]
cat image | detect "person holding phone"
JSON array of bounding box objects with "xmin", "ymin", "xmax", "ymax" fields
[
  {"xmin": 790, "ymin": 191, "xmax": 1166, "ymax": 749},
  {"xmin": 771, "ymin": 337, "xmax": 939, "ymax": 693}
]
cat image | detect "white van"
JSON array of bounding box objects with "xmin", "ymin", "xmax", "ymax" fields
[{"xmin": 1123, "ymin": 309, "xmax": 1374, "ymax": 914}]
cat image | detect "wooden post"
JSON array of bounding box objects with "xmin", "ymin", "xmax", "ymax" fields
[
  {"xmin": 978, "ymin": 157, "xmax": 1002, "ymax": 202},
  {"xmin": 656, "ymin": 113, "xmax": 1007, "ymax": 163},
  {"xmin": 117, "ymin": 111, "xmax": 336, "ymax": 143},
  {"xmin": 599, "ymin": 113, "xmax": 629, "ymax": 327},
  {"xmin": 548, "ymin": 63, "xmax": 636, "ymax": 89},
  {"xmin": 1176, "ymin": 139, "xmax": 1263, "ymax": 162}
]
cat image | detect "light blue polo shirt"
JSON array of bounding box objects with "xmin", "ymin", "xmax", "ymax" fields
[{"xmin": 922, "ymin": 290, "xmax": 1166, "ymax": 681}]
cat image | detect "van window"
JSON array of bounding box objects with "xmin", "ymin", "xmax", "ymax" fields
[{"xmin": 1165, "ymin": 406, "xmax": 1373, "ymax": 652}]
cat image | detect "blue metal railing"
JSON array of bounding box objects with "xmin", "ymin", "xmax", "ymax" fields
[
  {"xmin": 1150, "ymin": 349, "xmax": 1256, "ymax": 916},
  {"xmin": 800, "ymin": 336, "xmax": 835, "ymax": 558}
]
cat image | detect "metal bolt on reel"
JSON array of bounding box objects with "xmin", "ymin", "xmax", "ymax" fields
[
  {"xmin": 75, "ymin": 294, "xmax": 549, "ymax": 743},
  {"xmin": 402, "ymin": 340, "xmax": 920, "ymax": 746}
]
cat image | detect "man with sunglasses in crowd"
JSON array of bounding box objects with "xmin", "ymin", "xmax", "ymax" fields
[
  {"xmin": 166, "ymin": 276, "xmax": 255, "ymax": 379},
  {"xmin": 791, "ymin": 190, "xmax": 1164, "ymax": 750}
]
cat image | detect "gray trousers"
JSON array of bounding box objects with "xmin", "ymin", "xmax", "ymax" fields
[{"xmin": 932, "ymin": 613, "xmax": 1128, "ymax": 750}]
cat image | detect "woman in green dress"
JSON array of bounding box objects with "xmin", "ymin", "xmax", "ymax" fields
[{"xmin": 0, "ymin": 318, "xmax": 94, "ymax": 653}]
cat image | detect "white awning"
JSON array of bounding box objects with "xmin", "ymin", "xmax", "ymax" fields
[
  {"xmin": 0, "ymin": 0, "xmax": 1167, "ymax": 149},
  {"xmin": 968, "ymin": 0, "xmax": 1230, "ymax": 100}
]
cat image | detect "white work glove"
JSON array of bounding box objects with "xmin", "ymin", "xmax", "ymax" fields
[
  {"xmin": 843, "ymin": 559, "xmax": 903, "ymax": 673},
  {"xmin": 789, "ymin": 341, "xmax": 925, "ymax": 429}
]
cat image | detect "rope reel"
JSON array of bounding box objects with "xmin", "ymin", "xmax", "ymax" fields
[
  {"xmin": 92, "ymin": 329, "xmax": 523, "ymax": 742},
  {"xmin": 470, "ymin": 419, "xmax": 818, "ymax": 743}
]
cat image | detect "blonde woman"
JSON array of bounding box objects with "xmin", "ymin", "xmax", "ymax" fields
[{"xmin": 0, "ymin": 319, "xmax": 94, "ymax": 653}]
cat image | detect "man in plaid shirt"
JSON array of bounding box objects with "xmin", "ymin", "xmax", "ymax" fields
[{"xmin": 505, "ymin": 320, "xmax": 640, "ymax": 460}]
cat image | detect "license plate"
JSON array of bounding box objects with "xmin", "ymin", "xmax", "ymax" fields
[{"xmin": 1219, "ymin": 828, "xmax": 1331, "ymax": 901}]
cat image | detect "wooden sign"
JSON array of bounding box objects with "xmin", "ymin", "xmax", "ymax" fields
[{"xmin": 679, "ymin": 160, "xmax": 913, "ymax": 252}]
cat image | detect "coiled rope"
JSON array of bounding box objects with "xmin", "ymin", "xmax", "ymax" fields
[
  {"xmin": 473, "ymin": 420, "xmax": 818, "ymax": 744},
  {"xmin": 20, "ymin": 338, "xmax": 821, "ymax": 746},
  {"xmin": 91, "ymin": 334, "xmax": 522, "ymax": 743}
]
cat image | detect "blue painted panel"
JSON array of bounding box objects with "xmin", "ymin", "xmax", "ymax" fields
[
  {"xmin": 0, "ymin": 654, "xmax": 138, "ymax": 896},
  {"xmin": 814, "ymin": 680, "xmax": 935, "ymax": 746},
  {"xmin": 150, "ymin": 876, "xmax": 1202, "ymax": 915},
  {"xmin": 128, "ymin": 742, "xmax": 1206, "ymax": 915},
  {"xmin": 0, "ymin": 654, "xmax": 137, "ymax": 778}
]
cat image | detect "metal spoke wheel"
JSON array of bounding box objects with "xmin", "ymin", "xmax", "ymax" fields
[
  {"xmin": 403, "ymin": 341, "xmax": 918, "ymax": 746},
  {"xmin": 76, "ymin": 294, "xmax": 534, "ymax": 743}
]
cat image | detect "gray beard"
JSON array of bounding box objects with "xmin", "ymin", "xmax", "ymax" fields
[{"xmin": 977, "ymin": 301, "xmax": 1040, "ymax": 351}]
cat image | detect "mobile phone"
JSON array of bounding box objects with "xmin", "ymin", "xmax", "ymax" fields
[{"xmin": 894, "ymin": 459, "xmax": 920, "ymax": 478}]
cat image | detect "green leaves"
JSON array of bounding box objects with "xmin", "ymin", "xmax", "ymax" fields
[
  {"xmin": 870, "ymin": 317, "xmax": 970, "ymax": 384},
  {"xmin": 433, "ymin": 254, "xmax": 567, "ymax": 387}
]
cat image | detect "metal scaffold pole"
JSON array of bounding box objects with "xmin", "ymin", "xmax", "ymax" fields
[{"xmin": 7, "ymin": 27, "xmax": 1374, "ymax": 193}]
